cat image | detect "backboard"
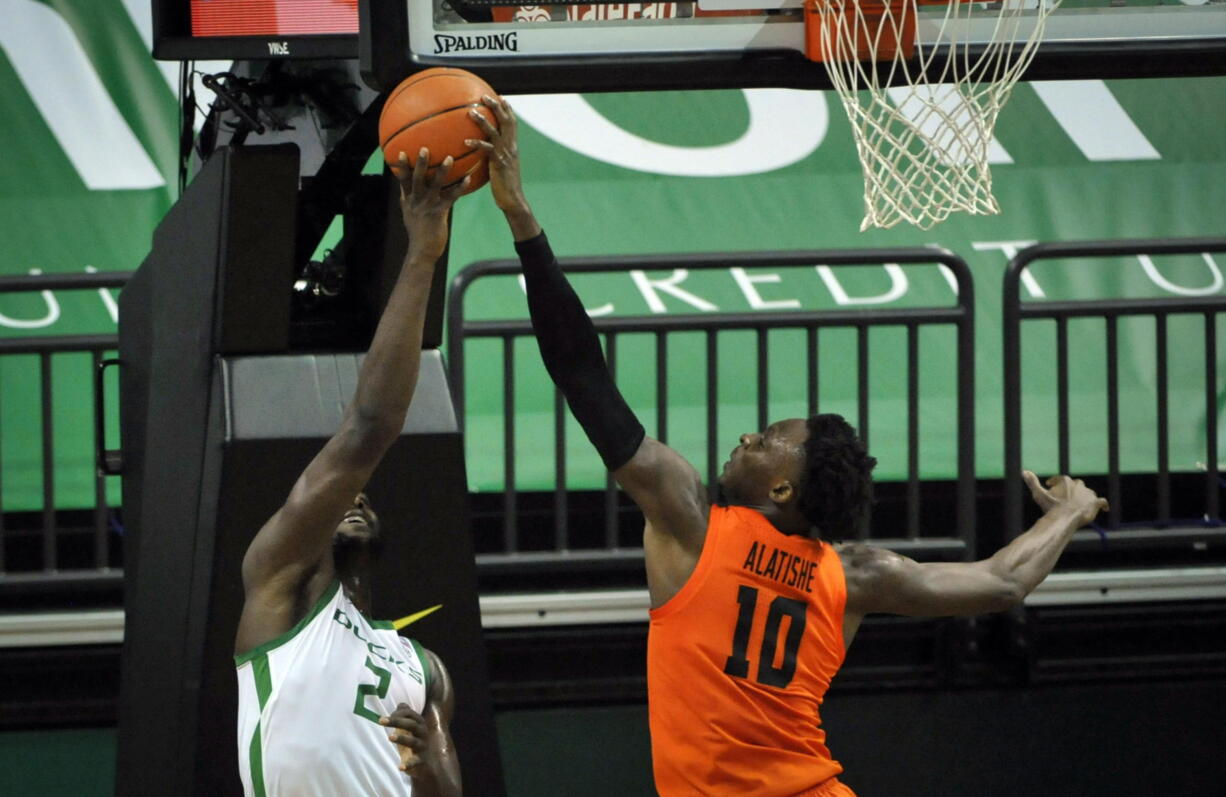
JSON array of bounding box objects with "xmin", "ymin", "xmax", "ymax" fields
[{"xmin": 359, "ymin": 0, "xmax": 1226, "ymax": 92}]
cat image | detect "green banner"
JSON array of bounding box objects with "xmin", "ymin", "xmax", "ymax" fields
[
  {"xmin": 1, "ymin": 0, "xmax": 1223, "ymax": 508},
  {"xmin": 449, "ymin": 84, "xmax": 1226, "ymax": 491}
]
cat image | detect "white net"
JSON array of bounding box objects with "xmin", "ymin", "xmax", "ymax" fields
[{"xmin": 808, "ymin": 0, "xmax": 1059, "ymax": 230}]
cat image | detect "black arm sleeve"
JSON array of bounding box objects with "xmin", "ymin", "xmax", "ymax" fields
[{"xmin": 515, "ymin": 231, "xmax": 645, "ymax": 471}]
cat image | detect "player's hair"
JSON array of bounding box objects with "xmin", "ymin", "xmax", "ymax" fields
[{"xmin": 798, "ymin": 414, "xmax": 877, "ymax": 540}]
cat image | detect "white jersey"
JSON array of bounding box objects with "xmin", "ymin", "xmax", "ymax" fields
[{"xmin": 235, "ymin": 581, "xmax": 430, "ymax": 796}]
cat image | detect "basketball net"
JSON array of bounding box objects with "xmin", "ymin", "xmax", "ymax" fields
[{"xmin": 805, "ymin": 0, "xmax": 1059, "ymax": 230}]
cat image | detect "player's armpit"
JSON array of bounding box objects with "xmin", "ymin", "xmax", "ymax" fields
[
  {"xmin": 240, "ymin": 416, "xmax": 395, "ymax": 595},
  {"xmin": 614, "ymin": 437, "xmax": 710, "ymax": 608},
  {"xmin": 840, "ymin": 543, "xmax": 1025, "ymax": 618},
  {"xmin": 234, "ymin": 417, "xmax": 396, "ymax": 656},
  {"xmin": 614, "ymin": 436, "xmax": 709, "ymax": 551}
]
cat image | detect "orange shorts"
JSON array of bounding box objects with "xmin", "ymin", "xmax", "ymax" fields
[{"xmin": 797, "ymin": 777, "xmax": 857, "ymax": 797}]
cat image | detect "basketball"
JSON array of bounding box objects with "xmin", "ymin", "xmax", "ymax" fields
[{"xmin": 378, "ymin": 67, "xmax": 499, "ymax": 193}]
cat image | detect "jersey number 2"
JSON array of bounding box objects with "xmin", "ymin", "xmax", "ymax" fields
[
  {"xmin": 722, "ymin": 585, "xmax": 806, "ymax": 688},
  {"xmin": 353, "ymin": 656, "xmax": 392, "ymax": 724}
]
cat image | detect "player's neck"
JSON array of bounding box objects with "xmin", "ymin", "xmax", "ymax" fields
[
  {"xmin": 337, "ymin": 561, "xmax": 373, "ymax": 615},
  {"xmin": 341, "ymin": 579, "xmax": 371, "ymax": 615},
  {"xmin": 769, "ymin": 512, "xmax": 813, "ymax": 537},
  {"xmin": 729, "ymin": 498, "xmax": 813, "ymax": 537}
]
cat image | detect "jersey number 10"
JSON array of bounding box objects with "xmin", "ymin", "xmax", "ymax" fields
[{"xmin": 723, "ymin": 585, "xmax": 807, "ymax": 688}]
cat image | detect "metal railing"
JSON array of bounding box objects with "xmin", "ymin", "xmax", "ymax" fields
[
  {"xmin": 1002, "ymin": 237, "xmax": 1226, "ymax": 543},
  {"xmin": 0, "ymin": 271, "xmax": 129, "ymax": 595},
  {"xmin": 0, "ymin": 240, "xmax": 1221, "ymax": 615},
  {"xmin": 448, "ymin": 248, "xmax": 978, "ymax": 574}
]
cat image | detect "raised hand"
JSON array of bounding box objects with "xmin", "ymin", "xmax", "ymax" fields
[
  {"xmin": 396, "ymin": 147, "xmax": 470, "ymax": 266},
  {"xmin": 466, "ymin": 95, "xmax": 528, "ymax": 213},
  {"xmin": 1023, "ymin": 471, "xmax": 1110, "ymax": 526}
]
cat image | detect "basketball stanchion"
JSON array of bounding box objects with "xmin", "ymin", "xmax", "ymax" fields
[{"xmin": 804, "ymin": 0, "xmax": 1059, "ymax": 230}]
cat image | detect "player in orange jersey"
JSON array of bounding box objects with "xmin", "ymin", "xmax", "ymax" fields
[{"xmin": 468, "ymin": 97, "xmax": 1109, "ymax": 797}]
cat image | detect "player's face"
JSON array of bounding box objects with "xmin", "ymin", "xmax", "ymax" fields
[
  {"xmin": 718, "ymin": 418, "xmax": 808, "ymax": 503},
  {"xmin": 334, "ymin": 492, "xmax": 380, "ymax": 546}
]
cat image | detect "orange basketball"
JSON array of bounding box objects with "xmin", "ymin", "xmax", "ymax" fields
[{"xmin": 378, "ymin": 67, "xmax": 498, "ymax": 194}]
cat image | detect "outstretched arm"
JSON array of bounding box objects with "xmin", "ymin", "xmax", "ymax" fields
[
  {"xmin": 468, "ymin": 98, "xmax": 709, "ymax": 606},
  {"xmin": 843, "ymin": 472, "xmax": 1109, "ymax": 621},
  {"xmin": 235, "ymin": 152, "xmax": 469, "ymax": 655}
]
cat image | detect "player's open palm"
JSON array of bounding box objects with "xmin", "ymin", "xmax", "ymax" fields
[
  {"xmin": 466, "ymin": 95, "xmax": 527, "ymax": 212},
  {"xmin": 1023, "ymin": 470, "xmax": 1109, "ymax": 526}
]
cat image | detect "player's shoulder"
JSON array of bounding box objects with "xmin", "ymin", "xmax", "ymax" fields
[
  {"xmin": 835, "ymin": 540, "xmax": 887, "ymax": 565},
  {"xmin": 398, "ymin": 640, "xmax": 446, "ymax": 676},
  {"xmin": 835, "ymin": 542, "xmax": 918, "ymax": 614},
  {"xmin": 419, "ymin": 645, "xmax": 445, "ymax": 676},
  {"xmin": 834, "ymin": 542, "xmax": 909, "ymax": 583},
  {"xmin": 415, "ymin": 645, "xmax": 454, "ymax": 708}
]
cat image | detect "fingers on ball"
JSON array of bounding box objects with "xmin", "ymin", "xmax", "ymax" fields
[{"xmin": 379, "ymin": 68, "xmax": 497, "ymax": 194}]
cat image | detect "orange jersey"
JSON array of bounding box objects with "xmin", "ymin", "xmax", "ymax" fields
[{"xmin": 648, "ymin": 505, "xmax": 851, "ymax": 796}]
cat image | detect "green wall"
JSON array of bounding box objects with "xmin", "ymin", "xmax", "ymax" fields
[{"xmin": 0, "ymin": 728, "xmax": 116, "ymax": 796}]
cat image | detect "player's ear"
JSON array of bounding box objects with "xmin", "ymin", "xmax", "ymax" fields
[{"xmin": 769, "ymin": 479, "xmax": 796, "ymax": 505}]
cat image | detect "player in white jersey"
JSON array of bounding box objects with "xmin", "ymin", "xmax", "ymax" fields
[{"xmin": 234, "ymin": 150, "xmax": 468, "ymax": 797}]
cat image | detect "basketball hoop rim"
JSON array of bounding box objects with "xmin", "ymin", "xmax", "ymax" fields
[{"xmin": 803, "ymin": 0, "xmax": 927, "ymax": 63}]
